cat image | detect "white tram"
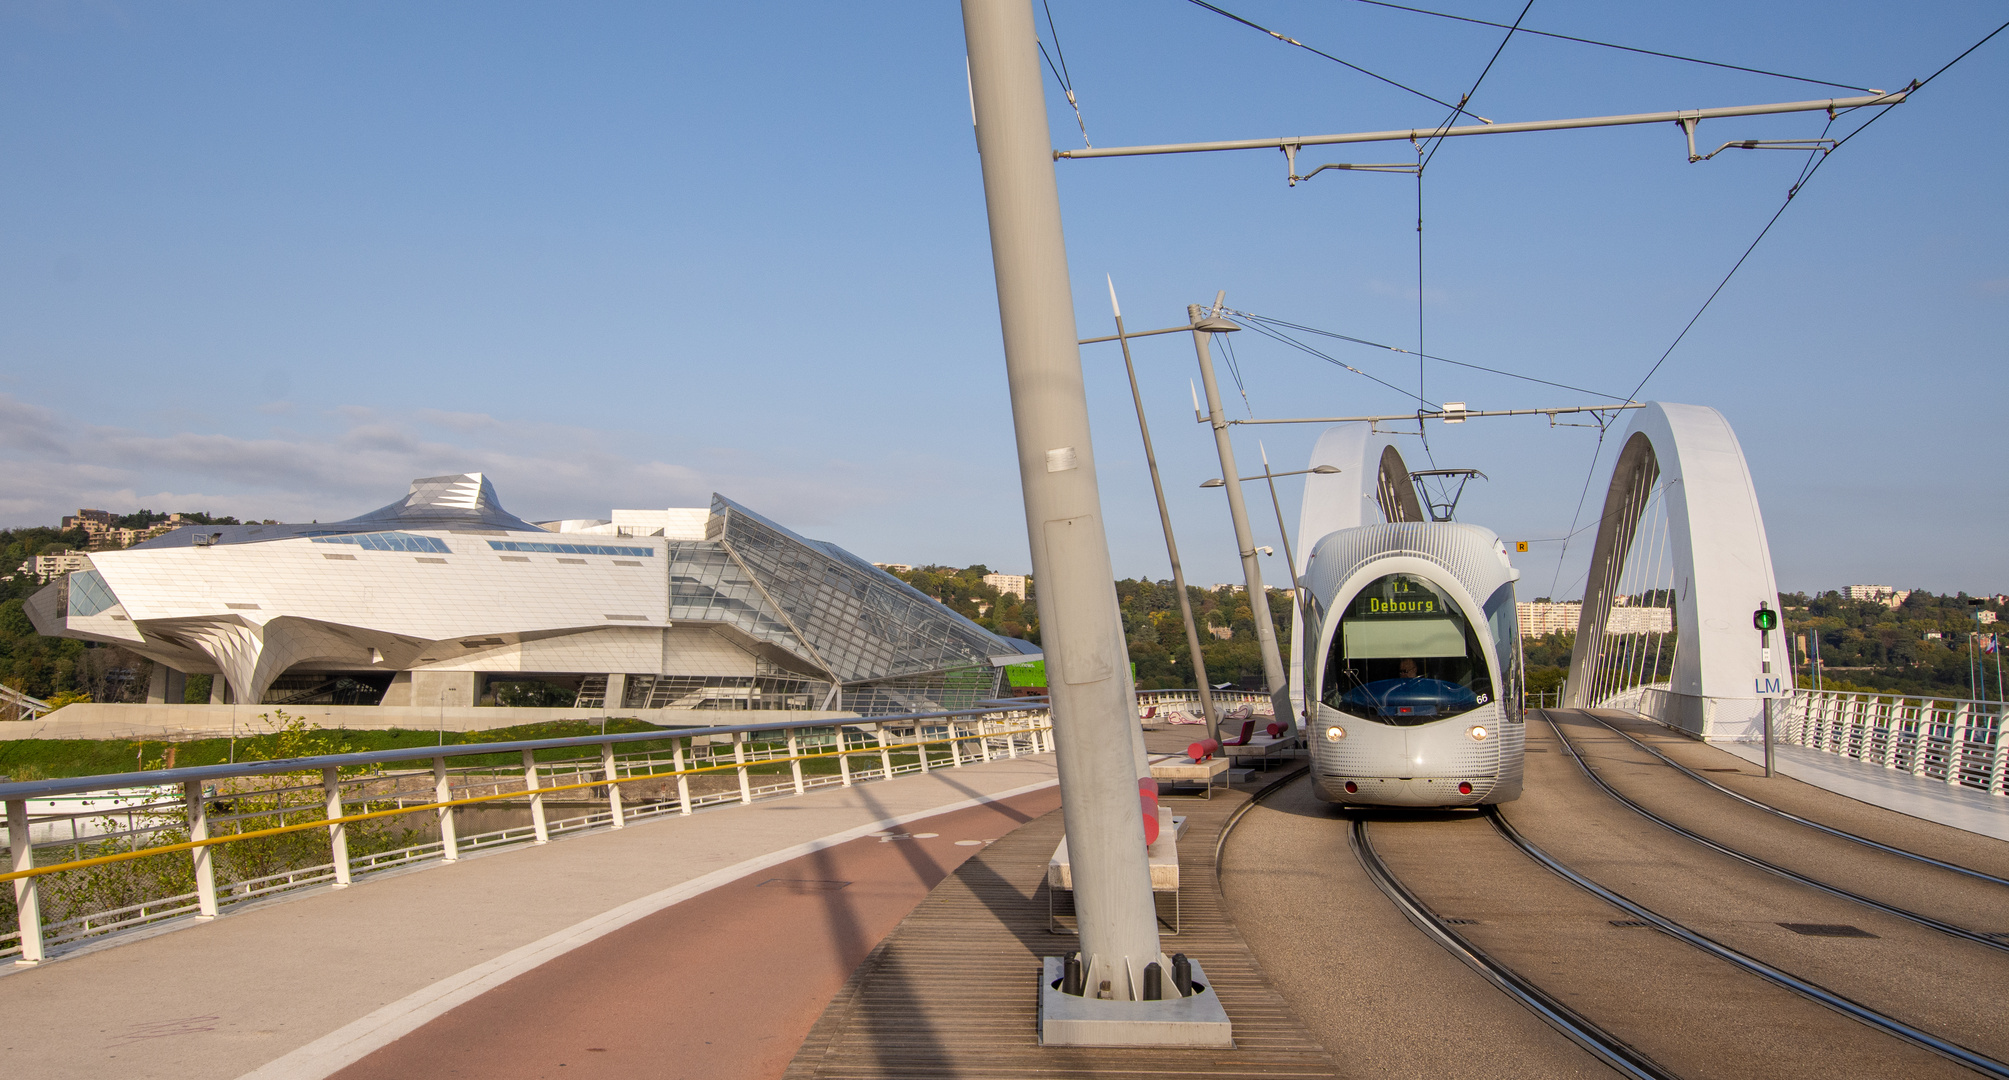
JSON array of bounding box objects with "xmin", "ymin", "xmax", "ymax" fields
[{"xmin": 1300, "ymin": 522, "xmax": 1525, "ymax": 807}]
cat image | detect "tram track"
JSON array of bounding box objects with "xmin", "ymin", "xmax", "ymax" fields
[
  {"xmin": 1484, "ymin": 805, "xmax": 2009, "ymax": 1079},
  {"xmin": 1220, "ymin": 729, "xmax": 2009, "ymax": 1077},
  {"xmin": 1219, "ymin": 762, "xmax": 1675, "ymax": 1077},
  {"xmin": 1581, "ymin": 711, "xmax": 2009, "ymax": 888},
  {"xmin": 1347, "ymin": 815, "xmax": 1678, "ymax": 1080},
  {"xmin": 1545, "ymin": 712, "xmax": 2009, "ymax": 955}
]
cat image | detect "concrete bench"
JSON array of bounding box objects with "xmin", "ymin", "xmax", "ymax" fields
[
  {"xmin": 1148, "ymin": 753, "xmax": 1231, "ymax": 799},
  {"xmin": 1048, "ymin": 811, "xmax": 1186, "ymax": 933},
  {"xmin": 1221, "ymin": 733, "xmax": 1301, "ymax": 768}
]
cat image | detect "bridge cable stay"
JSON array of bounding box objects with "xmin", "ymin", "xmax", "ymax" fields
[{"xmin": 1581, "ymin": 478, "xmax": 1676, "ymax": 709}]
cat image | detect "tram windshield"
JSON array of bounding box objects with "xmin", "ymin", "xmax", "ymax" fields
[{"xmin": 1322, "ymin": 572, "xmax": 1494, "ymax": 726}]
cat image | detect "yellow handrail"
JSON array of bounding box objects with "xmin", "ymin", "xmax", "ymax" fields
[{"xmin": 0, "ymin": 721, "xmax": 1048, "ymax": 885}]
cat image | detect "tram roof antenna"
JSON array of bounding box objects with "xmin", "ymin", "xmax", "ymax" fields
[{"xmin": 1409, "ymin": 468, "xmax": 1488, "ymax": 522}]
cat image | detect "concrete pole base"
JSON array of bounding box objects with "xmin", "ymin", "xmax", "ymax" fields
[{"xmin": 1037, "ymin": 956, "xmax": 1233, "ymax": 1047}]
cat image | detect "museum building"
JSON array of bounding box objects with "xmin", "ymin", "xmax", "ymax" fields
[{"xmin": 27, "ymin": 474, "xmax": 1036, "ymax": 717}]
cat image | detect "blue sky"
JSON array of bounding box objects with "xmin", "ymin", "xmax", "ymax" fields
[{"xmin": 2, "ymin": 1, "xmax": 2003, "ymax": 598}]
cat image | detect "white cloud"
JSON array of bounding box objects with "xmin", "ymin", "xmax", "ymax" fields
[{"xmin": 0, "ymin": 394, "xmax": 897, "ymax": 529}]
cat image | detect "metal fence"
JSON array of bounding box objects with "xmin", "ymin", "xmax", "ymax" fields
[
  {"xmin": 2, "ymin": 702, "xmax": 1055, "ymax": 965},
  {"xmin": 1778, "ymin": 688, "xmax": 2008, "ymax": 797}
]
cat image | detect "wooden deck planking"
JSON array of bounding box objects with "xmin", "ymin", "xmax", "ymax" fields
[{"xmin": 784, "ymin": 776, "xmax": 1338, "ymax": 1079}]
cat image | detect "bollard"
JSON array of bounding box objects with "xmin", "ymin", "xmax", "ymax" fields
[
  {"xmin": 1172, "ymin": 952, "xmax": 1193, "ymax": 997},
  {"xmin": 1142, "ymin": 961, "xmax": 1163, "ymax": 1001},
  {"xmin": 1061, "ymin": 952, "xmax": 1084, "ymax": 997}
]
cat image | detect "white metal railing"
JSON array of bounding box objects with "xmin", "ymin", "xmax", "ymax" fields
[
  {"xmin": 1777, "ymin": 689, "xmax": 2006, "ymax": 797},
  {"xmin": 1134, "ymin": 688, "xmax": 1273, "ymax": 724},
  {"xmin": 0, "ymin": 703, "xmax": 1054, "ymax": 964},
  {"xmin": 0, "ymin": 683, "xmax": 52, "ymax": 722}
]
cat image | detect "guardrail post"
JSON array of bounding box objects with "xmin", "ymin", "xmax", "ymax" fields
[
  {"xmin": 787, "ymin": 728, "xmax": 805, "ymax": 795},
  {"xmin": 1989, "ymin": 703, "xmax": 2007, "ymax": 797},
  {"xmin": 521, "ymin": 749, "xmax": 549, "ymax": 844},
  {"xmin": 875, "ymin": 724, "xmax": 893, "ymax": 779},
  {"xmin": 673, "ymin": 738, "xmax": 692, "ymax": 816},
  {"xmin": 979, "ymin": 716, "xmax": 994, "ymax": 762},
  {"xmin": 1910, "ymin": 702, "xmax": 1934, "ymax": 778},
  {"xmin": 1948, "ymin": 701, "xmax": 1971, "ymax": 788},
  {"xmin": 433, "ymin": 757, "xmax": 459, "ymax": 861},
  {"xmin": 1882, "ymin": 698, "xmax": 1902, "ymax": 769},
  {"xmin": 733, "ymin": 731, "xmax": 752, "ymax": 804},
  {"xmin": 183, "ymin": 780, "xmax": 218, "ymax": 918},
  {"xmin": 947, "ymin": 719, "xmax": 963, "ymax": 768},
  {"xmin": 322, "ymin": 768, "xmax": 351, "ymax": 887},
  {"xmin": 837, "ymin": 726, "xmax": 854, "ymax": 787},
  {"xmin": 1005, "ymin": 715, "xmax": 1020, "ymax": 759},
  {"xmin": 916, "ymin": 721, "xmax": 932, "ymax": 773},
  {"xmin": 7, "ymin": 799, "xmax": 43, "ymax": 964},
  {"xmin": 601, "ymin": 743, "xmax": 625, "ymax": 829}
]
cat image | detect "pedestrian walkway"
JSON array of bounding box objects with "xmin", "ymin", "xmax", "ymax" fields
[
  {"xmin": 1714, "ymin": 737, "xmax": 2009, "ymax": 842},
  {"xmin": 0, "ymin": 754, "xmax": 1059, "ymax": 1080}
]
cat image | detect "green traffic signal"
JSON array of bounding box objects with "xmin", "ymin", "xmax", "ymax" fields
[{"xmin": 1753, "ymin": 606, "xmax": 1778, "ymax": 632}]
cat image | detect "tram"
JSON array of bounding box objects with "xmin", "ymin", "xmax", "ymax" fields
[{"xmin": 1300, "ymin": 522, "xmax": 1525, "ymax": 807}]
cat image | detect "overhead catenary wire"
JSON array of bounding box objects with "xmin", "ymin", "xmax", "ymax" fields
[
  {"xmin": 1234, "ymin": 316, "xmax": 1438, "ymax": 412},
  {"xmin": 1551, "ymin": 17, "xmax": 2009, "ymax": 604},
  {"xmin": 1413, "ymin": 1, "xmax": 1532, "ymax": 467},
  {"xmin": 1624, "ymin": 15, "xmax": 2009, "ymax": 405},
  {"xmin": 1345, "ymin": 0, "xmax": 1877, "ymax": 94},
  {"xmin": 1231, "ymin": 311, "xmax": 1630, "ymax": 401},
  {"xmin": 1183, "ymin": 0, "xmax": 1490, "ymax": 122}
]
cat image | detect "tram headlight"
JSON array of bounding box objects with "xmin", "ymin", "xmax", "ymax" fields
[
  {"xmin": 1325, "ymin": 725, "xmax": 1347, "ymax": 742},
  {"xmin": 1468, "ymin": 725, "xmax": 1489, "ymax": 742}
]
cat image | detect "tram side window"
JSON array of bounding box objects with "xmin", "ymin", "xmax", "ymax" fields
[
  {"xmin": 1322, "ymin": 572, "xmax": 1494, "ymax": 726},
  {"xmin": 1483, "ymin": 582, "xmax": 1523, "ymax": 722}
]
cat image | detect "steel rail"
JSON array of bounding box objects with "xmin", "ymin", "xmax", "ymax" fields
[
  {"xmin": 1582, "ymin": 711, "xmax": 2009, "ymax": 889},
  {"xmin": 1349, "ymin": 813, "xmax": 1679, "ymax": 1080},
  {"xmin": 0, "ymin": 721, "xmax": 1050, "ymax": 885},
  {"xmin": 1545, "ymin": 712, "xmax": 2009, "ymax": 955},
  {"xmin": 1487, "ymin": 806, "xmax": 2009, "ymax": 1079},
  {"xmin": 1055, "ymin": 91, "xmax": 1907, "ymax": 159}
]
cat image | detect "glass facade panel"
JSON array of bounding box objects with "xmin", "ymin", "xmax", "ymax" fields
[
  {"xmin": 665, "ymin": 540, "xmax": 809, "ymax": 664},
  {"xmin": 486, "ymin": 541, "xmax": 655, "ymax": 557},
  {"xmin": 311, "ymin": 532, "xmax": 453, "ymax": 553},
  {"xmin": 67, "ymin": 570, "xmax": 119, "ymax": 617},
  {"xmin": 713, "ymin": 496, "xmax": 1014, "ymax": 685}
]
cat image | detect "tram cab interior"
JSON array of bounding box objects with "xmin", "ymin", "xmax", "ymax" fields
[{"xmin": 1322, "ymin": 573, "xmax": 1506, "ymax": 726}]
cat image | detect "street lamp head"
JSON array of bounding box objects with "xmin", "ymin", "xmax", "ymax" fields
[
  {"xmin": 1311, "ymin": 465, "xmax": 1341, "ymax": 474},
  {"xmin": 1192, "ymin": 316, "xmax": 1241, "ymax": 333},
  {"xmin": 1200, "ymin": 478, "xmax": 1225, "ymax": 488}
]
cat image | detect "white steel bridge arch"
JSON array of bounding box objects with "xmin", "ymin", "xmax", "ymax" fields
[{"xmin": 1562, "ymin": 402, "xmax": 1782, "ymax": 739}]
